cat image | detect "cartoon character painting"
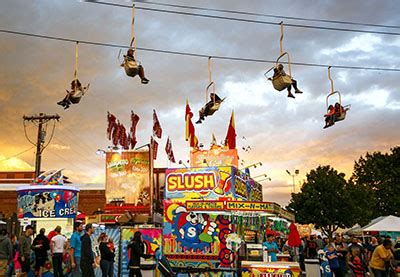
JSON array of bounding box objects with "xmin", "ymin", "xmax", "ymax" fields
[{"xmin": 174, "ymin": 206, "xmax": 217, "ymax": 250}]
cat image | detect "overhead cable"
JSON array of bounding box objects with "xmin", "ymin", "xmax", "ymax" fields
[
  {"xmin": 0, "ymin": 147, "xmax": 35, "ymax": 163},
  {"xmin": 1, "ymin": 29, "xmax": 399, "ymax": 72},
  {"xmin": 132, "ymin": 0, "xmax": 400, "ymax": 30},
  {"xmin": 85, "ymin": 1, "xmax": 400, "ymax": 36}
]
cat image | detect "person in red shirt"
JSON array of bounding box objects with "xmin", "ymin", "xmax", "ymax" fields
[
  {"xmin": 348, "ymin": 247, "xmax": 366, "ymax": 277},
  {"xmin": 47, "ymin": 226, "xmax": 59, "ymax": 242},
  {"xmin": 324, "ymin": 105, "xmax": 336, "ymax": 129}
]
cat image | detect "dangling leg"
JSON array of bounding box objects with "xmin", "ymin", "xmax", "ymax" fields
[
  {"xmin": 292, "ymin": 79, "xmax": 303, "ymax": 94},
  {"xmin": 323, "ymin": 116, "xmax": 331, "ymax": 129},
  {"xmin": 287, "ymin": 85, "xmax": 295, "ymax": 98},
  {"xmin": 138, "ymin": 65, "xmax": 149, "ymax": 84},
  {"xmin": 196, "ymin": 108, "xmax": 205, "ymax": 124}
]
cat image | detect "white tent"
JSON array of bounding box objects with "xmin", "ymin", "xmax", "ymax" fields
[{"xmin": 362, "ymin": 215, "xmax": 400, "ymax": 232}]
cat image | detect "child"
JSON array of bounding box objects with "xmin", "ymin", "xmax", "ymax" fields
[
  {"xmin": 270, "ymin": 63, "xmax": 303, "ymax": 98},
  {"xmin": 122, "ymin": 48, "xmax": 149, "ymax": 84},
  {"xmin": 348, "ymin": 248, "xmax": 365, "ymax": 277},
  {"xmin": 324, "ymin": 105, "xmax": 336, "ymax": 129},
  {"xmin": 326, "ymin": 244, "xmax": 343, "ymax": 277}
]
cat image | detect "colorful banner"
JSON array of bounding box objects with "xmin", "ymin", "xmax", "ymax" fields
[
  {"xmin": 163, "ymin": 200, "xmax": 237, "ymax": 270},
  {"xmin": 190, "ymin": 147, "xmax": 238, "ymax": 168},
  {"xmin": 120, "ymin": 227, "xmax": 162, "ymax": 276},
  {"xmin": 105, "ymin": 150, "xmax": 152, "ymax": 211},
  {"xmin": 226, "ymin": 201, "xmax": 280, "ymax": 213},
  {"xmin": 165, "ymin": 167, "xmax": 235, "ymax": 201},
  {"xmin": 241, "ymin": 263, "xmax": 301, "ymax": 277},
  {"xmin": 186, "ymin": 200, "xmax": 225, "ymax": 211},
  {"xmin": 16, "ymin": 187, "xmax": 79, "ymax": 218}
]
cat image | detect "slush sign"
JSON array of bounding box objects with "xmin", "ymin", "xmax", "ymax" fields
[{"xmin": 166, "ymin": 172, "xmax": 217, "ymax": 192}]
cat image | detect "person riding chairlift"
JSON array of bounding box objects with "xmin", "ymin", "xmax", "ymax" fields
[
  {"xmin": 323, "ymin": 104, "xmax": 336, "ymax": 129},
  {"xmin": 196, "ymin": 93, "xmax": 223, "ymax": 124},
  {"xmin": 269, "ymin": 63, "xmax": 302, "ymax": 98},
  {"xmin": 122, "ymin": 48, "xmax": 149, "ymax": 84},
  {"xmin": 57, "ymin": 79, "xmax": 89, "ymax": 110}
]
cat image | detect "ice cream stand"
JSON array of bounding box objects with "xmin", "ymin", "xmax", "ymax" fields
[{"xmin": 16, "ymin": 169, "xmax": 79, "ymax": 237}]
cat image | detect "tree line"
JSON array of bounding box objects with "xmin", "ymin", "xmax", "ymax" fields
[{"xmin": 287, "ymin": 146, "xmax": 400, "ymax": 239}]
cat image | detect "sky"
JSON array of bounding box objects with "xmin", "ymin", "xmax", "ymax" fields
[{"xmin": 0, "ymin": 0, "xmax": 399, "ymax": 206}]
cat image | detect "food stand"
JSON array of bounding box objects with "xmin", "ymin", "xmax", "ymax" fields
[
  {"xmin": 162, "ymin": 164, "xmax": 298, "ymax": 276},
  {"xmin": 16, "ymin": 169, "xmax": 79, "ymax": 237}
]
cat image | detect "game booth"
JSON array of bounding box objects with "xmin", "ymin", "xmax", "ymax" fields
[
  {"xmin": 16, "ymin": 169, "xmax": 79, "ymax": 276},
  {"xmin": 163, "ymin": 164, "xmax": 300, "ymax": 277}
]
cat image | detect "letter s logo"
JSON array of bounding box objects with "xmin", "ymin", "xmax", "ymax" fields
[{"xmin": 187, "ymin": 227, "xmax": 196, "ymax": 238}]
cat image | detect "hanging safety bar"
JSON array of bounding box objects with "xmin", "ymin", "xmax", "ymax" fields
[{"xmin": 129, "ymin": 2, "xmax": 137, "ymax": 61}]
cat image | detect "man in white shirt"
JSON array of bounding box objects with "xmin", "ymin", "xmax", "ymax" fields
[{"xmin": 51, "ymin": 226, "xmax": 67, "ymax": 277}]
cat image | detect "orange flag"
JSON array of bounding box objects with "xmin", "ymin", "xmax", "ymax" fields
[
  {"xmin": 225, "ymin": 111, "xmax": 236, "ymax": 149},
  {"xmin": 185, "ymin": 100, "xmax": 198, "ymax": 148}
]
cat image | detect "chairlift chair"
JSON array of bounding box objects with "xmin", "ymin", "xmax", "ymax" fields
[
  {"xmin": 197, "ymin": 57, "xmax": 225, "ymax": 123},
  {"xmin": 120, "ymin": 1, "xmax": 141, "ymax": 78},
  {"xmin": 264, "ymin": 22, "xmax": 296, "ymax": 92},
  {"xmin": 326, "ymin": 66, "xmax": 351, "ymax": 122}
]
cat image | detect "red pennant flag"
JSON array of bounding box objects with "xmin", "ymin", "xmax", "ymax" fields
[
  {"xmin": 130, "ymin": 111, "xmax": 140, "ymax": 149},
  {"xmin": 107, "ymin": 112, "xmax": 117, "ymax": 140},
  {"xmin": 185, "ymin": 100, "xmax": 198, "ymax": 148},
  {"xmin": 225, "ymin": 111, "xmax": 236, "ymax": 149},
  {"xmin": 112, "ymin": 121, "xmax": 121, "ymax": 146},
  {"xmin": 153, "ymin": 109, "xmax": 162, "ymax": 139},
  {"xmin": 165, "ymin": 137, "xmax": 176, "ymax": 163},
  {"xmin": 151, "ymin": 137, "xmax": 158, "ymax": 160}
]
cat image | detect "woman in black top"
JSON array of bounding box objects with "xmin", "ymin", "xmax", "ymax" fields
[
  {"xmin": 127, "ymin": 231, "xmax": 153, "ymax": 277},
  {"xmin": 98, "ymin": 233, "xmax": 115, "ymax": 277}
]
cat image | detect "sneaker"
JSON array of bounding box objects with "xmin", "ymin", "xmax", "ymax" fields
[
  {"xmin": 57, "ymin": 100, "xmax": 65, "ymax": 106},
  {"xmin": 295, "ymin": 89, "xmax": 303, "ymax": 94},
  {"xmin": 141, "ymin": 78, "xmax": 149, "ymax": 84},
  {"xmin": 287, "ymin": 92, "xmax": 295, "ymax": 98},
  {"xmin": 64, "ymin": 105, "xmax": 70, "ymax": 110}
]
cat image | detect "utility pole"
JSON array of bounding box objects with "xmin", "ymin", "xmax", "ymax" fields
[{"xmin": 23, "ymin": 113, "xmax": 60, "ymax": 177}]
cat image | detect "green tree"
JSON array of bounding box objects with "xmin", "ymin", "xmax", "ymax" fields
[
  {"xmin": 351, "ymin": 146, "xmax": 400, "ymax": 218},
  {"xmin": 287, "ymin": 165, "xmax": 356, "ymax": 239}
]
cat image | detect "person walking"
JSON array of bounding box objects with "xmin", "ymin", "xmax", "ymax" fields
[
  {"xmin": 32, "ymin": 228, "xmax": 50, "ymax": 276},
  {"xmin": 19, "ymin": 225, "xmax": 34, "ymax": 277},
  {"xmin": 70, "ymin": 222, "xmax": 83, "ymax": 277},
  {"xmin": 0, "ymin": 229, "xmax": 13, "ymax": 276},
  {"xmin": 128, "ymin": 231, "xmax": 153, "ymax": 277},
  {"xmin": 51, "ymin": 226, "xmax": 66, "ymax": 277},
  {"xmin": 98, "ymin": 233, "xmax": 115, "ymax": 277},
  {"xmin": 6, "ymin": 234, "xmax": 21, "ymax": 277},
  {"xmin": 80, "ymin": 223, "xmax": 95, "ymax": 277},
  {"xmin": 369, "ymin": 239, "xmax": 393, "ymax": 277}
]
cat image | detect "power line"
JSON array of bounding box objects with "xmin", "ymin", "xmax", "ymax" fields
[
  {"xmin": 0, "ymin": 147, "xmax": 35, "ymax": 163},
  {"xmin": 85, "ymin": 1, "xmax": 400, "ymax": 36},
  {"xmin": 1, "ymin": 29, "xmax": 399, "ymax": 72},
  {"xmin": 132, "ymin": 0, "xmax": 400, "ymax": 30}
]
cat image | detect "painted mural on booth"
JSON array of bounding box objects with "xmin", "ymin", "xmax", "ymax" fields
[
  {"xmin": 120, "ymin": 227, "xmax": 162, "ymax": 276},
  {"xmin": 17, "ymin": 189, "xmax": 78, "ymax": 218},
  {"xmin": 163, "ymin": 201, "xmax": 237, "ymax": 270}
]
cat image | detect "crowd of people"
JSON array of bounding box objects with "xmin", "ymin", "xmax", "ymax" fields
[
  {"xmin": 298, "ymin": 234, "xmax": 400, "ymax": 277},
  {"xmin": 0, "ymin": 223, "xmax": 154, "ymax": 277}
]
